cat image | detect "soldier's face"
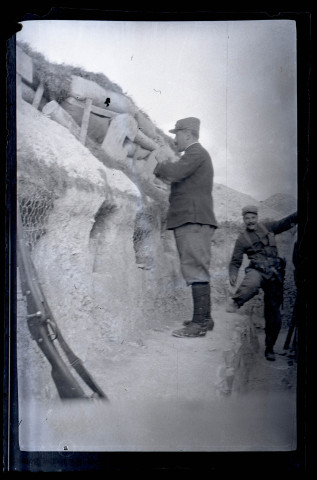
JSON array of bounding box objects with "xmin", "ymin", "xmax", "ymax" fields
[
  {"xmin": 174, "ymin": 130, "xmax": 188, "ymax": 152},
  {"xmin": 244, "ymin": 213, "xmax": 258, "ymax": 231}
]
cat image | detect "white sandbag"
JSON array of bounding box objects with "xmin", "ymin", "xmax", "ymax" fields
[
  {"xmin": 42, "ymin": 100, "xmax": 81, "ymax": 139},
  {"xmin": 134, "ymin": 145, "xmax": 151, "ymax": 161},
  {"xmin": 123, "ymin": 139, "xmax": 138, "ymax": 157},
  {"xmin": 135, "ymin": 110, "xmax": 157, "ymax": 139},
  {"xmin": 134, "ymin": 129, "xmax": 158, "ymax": 151},
  {"xmin": 21, "ymin": 83, "xmax": 47, "ymax": 110},
  {"xmin": 21, "ymin": 82, "xmax": 35, "ymax": 104},
  {"xmin": 101, "ymin": 113, "xmax": 138, "ymax": 162}
]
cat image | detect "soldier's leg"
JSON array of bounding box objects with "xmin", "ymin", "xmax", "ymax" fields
[
  {"xmin": 232, "ymin": 268, "xmax": 263, "ymax": 307},
  {"xmin": 172, "ymin": 224, "xmax": 216, "ymax": 337},
  {"xmin": 173, "ymin": 223, "xmax": 215, "ymax": 285}
]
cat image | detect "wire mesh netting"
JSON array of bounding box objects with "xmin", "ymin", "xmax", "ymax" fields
[{"xmin": 17, "ymin": 177, "xmax": 55, "ymax": 250}]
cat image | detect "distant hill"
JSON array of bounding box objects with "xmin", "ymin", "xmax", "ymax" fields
[
  {"xmin": 213, "ymin": 183, "xmax": 287, "ymax": 223},
  {"xmin": 261, "ymin": 193, "xmax": 297, "ymax": 216},
  {"xmin": 213, "ymin": 184, "xmax": 297, "ymax": 224}
]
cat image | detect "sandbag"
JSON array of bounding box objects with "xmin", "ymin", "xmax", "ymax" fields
[
  {"xmin": 42, "ymin": 100, "xmax": 81, "ymax": 139},
  {"xmin": 69, "ymin": 75, "xmax": 137, "ymax": 116},
  {"xmin": 134, "ymin": 145, "xmax": 151, "ymax": 161},
  {"xmin": 134, "ymin": 129, "xmax": 158, "ymax": 151},
  {"xmin": 123, "ymin": 139, "xmax": 138, "ymax": 157},
  {"xmin": 61, "ymin": 98, "xmax": 110, "ymax": 144},
  {"xmin": 101, "ymin": 113, "xmax": 138, "ymax": 162},
  {"xmin": 21, "ymin": 83, "xmax": 47, "ymax": 110},
  {"xmin": 135, "ymin": 110, "xmax": 157, "ymax": 139},
  {"xmin": 133, "ymin": 152, "xmax": 158, "ymax": 181}
]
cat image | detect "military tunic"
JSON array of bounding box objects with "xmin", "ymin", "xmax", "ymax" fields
[{"xmin": 154, "ymin": 142, "xmax": 218, "ymax": 285}]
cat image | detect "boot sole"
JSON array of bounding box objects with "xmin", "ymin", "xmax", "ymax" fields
[
  {"xmin": 172, "ymin": 330, "xmax": 207, "ymax": 338},
  {"xmin": 265, "ymin": 355, "xmax": 276, "ymax": 361},
  {"xmin": 183, "ymin": 321, "xmax": 214, "ymax": 330}
]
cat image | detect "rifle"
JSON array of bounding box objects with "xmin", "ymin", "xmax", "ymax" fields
[
  {"xmin": 283, "ymin": 297, "xmax": 298, "ymax": 351},
  {"xmin": 17, "ymin": 206, "xmax": 108, "ymax": 400},
  {"xmin": 283, "ymin": 319, "xmax": 297, "ymax": 350}
]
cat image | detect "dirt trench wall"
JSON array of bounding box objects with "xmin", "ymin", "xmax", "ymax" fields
[
  {"xmin": 17, "ymin": 101, "xmax": 189, "ymax": 362},
  {"xmin": 89, "ymin": 196, "xmax": 191, "ymax": 349},
  {"xmin": 218, "ymin": 314, "xmax": 261, "ymax": 394}
]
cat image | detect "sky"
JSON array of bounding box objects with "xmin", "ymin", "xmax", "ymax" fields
[{"xmin": 16, "ymin": 19, "xmax": 297, "ymax": 201}]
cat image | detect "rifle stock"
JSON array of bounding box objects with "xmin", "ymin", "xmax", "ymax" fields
[
  {"xmin": 283, "ymin": 322, "xmax": 296, "ymax": 350},
  {"xmin": 17, "ymin": 207, "xmax": 108, "ymax": 400}
]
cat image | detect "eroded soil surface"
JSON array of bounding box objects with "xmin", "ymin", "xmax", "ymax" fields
[{"xmin": 17, "ymin": 289, "xmax": 297, "ymax": 452}]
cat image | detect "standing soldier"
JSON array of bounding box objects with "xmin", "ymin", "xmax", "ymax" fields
[
  {"xmin": 153, "ymin": 117, "xmax": 218, "ymax": 337},
  {"xmin": 227, "ymin": 205, "xmax": 297, "ymax": 361}
]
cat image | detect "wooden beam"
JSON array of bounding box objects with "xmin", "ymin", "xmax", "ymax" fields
[
  {"xmin": 91, "ymin": 104, "xmax": 118, "ymax": 118},
  {"xmin": 32, "ymin": 81, "xmax": 45, "ymax": 110},
  {"xmin": 79, "ymin": 98, "xmax": 92, "ymax": 145},
  {"xmin": 65, "ymin": 96, "xmax": 118, "ymax": 118}
]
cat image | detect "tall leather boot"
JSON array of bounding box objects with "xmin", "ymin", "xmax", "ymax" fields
[
  {"xmin": 183, "ymin": 282, "xmax": 214, "ymax": 330},
  {"xmin": 172, "ymin": 283, "xmax": 208, "ymax": 337},
  {"xmin": 205, "ymin": 288, "xmax": 215, "ymax": 331}
]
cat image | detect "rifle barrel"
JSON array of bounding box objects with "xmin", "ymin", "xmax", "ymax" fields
[{"xmin": 17, "ymin": 207, "xmax": 107, "ymax": 400}]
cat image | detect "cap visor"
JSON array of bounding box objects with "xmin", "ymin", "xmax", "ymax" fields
[{"xmin": 169, "ymin": 128, "xmax": 177, "ymax": 133}]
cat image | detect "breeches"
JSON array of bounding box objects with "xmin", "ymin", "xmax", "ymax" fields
[
  {"xmin": 173, "ymin": 223, "xmax": 216, "ymax": 285},
  {"xmin": 233, "ymin": 268, "xmax": 283, "ymax": 348}
]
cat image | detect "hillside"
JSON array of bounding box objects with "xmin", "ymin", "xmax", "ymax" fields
[
  {"xmin": 261, "ymin": 193, "xmax": 297, "ymax": 216},
  {"xmin": 212, "ymin": 183, "xmax": 292, "ymax": 223}
]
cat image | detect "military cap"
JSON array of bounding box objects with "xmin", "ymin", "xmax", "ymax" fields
[
  {"xmin": 169, "ymin": 117, "xmax": 200, "ymax": 135},
  {"xmin": 242, "ymin": 205, "xmax": 258, "ymax": 216}
]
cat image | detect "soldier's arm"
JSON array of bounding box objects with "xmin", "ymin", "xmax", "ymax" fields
[
  {"xmin": 153, "ymin": 150, "xmax": 203, "ymax": 182},
  {"xmin": 153, "ymin": 164, "xmax": 174, "ymax": 183},
  {"xmin": 264, "ymin": 211, "xmax": 298, "ymax": 235}
]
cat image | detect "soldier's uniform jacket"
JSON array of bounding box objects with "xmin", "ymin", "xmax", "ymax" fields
[
  {"xmin": 153, "ymin": 142, "xmax": 218, "ymax": 229},
  {"xmin": 229, "ymin": 212, "xmax": 298, "ymax": 279}
]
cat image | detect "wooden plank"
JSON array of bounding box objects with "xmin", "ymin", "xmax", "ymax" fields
[
  {"xmin": 32, "ymin": 81, "xmax": 44, "ymax": 110},
  {"xmin": 16, "ymin": 46, "xmax": 33, "ymax": 84},
  {"xmin": 65, "ymin": 96, "xmax": 117, "ymax": 118},
  {"xmin": 91, "ymin": 104, "xmax": 118, "ymax": 118},
  {"xmin": 79, "ymin": 98, "xmax": 92, "ymax": 145}
]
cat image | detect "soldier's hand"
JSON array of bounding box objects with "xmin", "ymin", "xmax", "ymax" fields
[
  {"xmin": 154, "ymin": 147, "xmax": 168, "ymax": 164},
  {"xmin": 229, "ymin": 273, "xmax": 237, "ymax": 287}
]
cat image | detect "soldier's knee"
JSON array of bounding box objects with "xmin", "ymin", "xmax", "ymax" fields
[{"xmin": 241, "ymin": 279, "xmax": 260, "ymax": 296}]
